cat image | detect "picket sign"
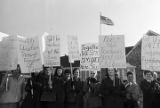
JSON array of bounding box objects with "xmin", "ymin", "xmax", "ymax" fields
[
  {"xmin": 67, "ymin": 35, "xmax": 80, "ymax": 63},
  {"xmin": 43, "ymin": 34, "xmax": 61, "ymax": 66},
  {"xmin": 0, "ymin": 36, "xmax": 18, "ymax": 71},
  {"xmin": 141, "ymin": 35, "xmax": 160, "ymax": 71},
  {"xmin": 18, "ymin": 36, "xmax": 42, "ymax": 73},
  {"xmin": 80, "ymin": 43, "xmax": 100, "ymax": 71},
  {"xmin": 99, "ymin": 35, "xmax": 126, "ymax": 68}
]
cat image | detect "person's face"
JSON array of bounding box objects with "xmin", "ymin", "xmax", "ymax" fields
[
  {"xmin": 46, "ymin": 68, "xmax": 52, "ymax": 75},
  {"xmin": 127, "ymin": 74, "xmax": 133, "ymax": 82},
  {"xmin": 57, "ymin": 69, "xmax": 63, "ymax": 76},
  {"xmin": 73, "ymin": 69, "xmax": 80, "ymax": 78},
  {"xmin": 153, "ymin": 72, "xmax": 158, "ymax": 80},
  {"xmin": 145, "ymin": 72, "xmax": 153, "ymax": 81},
  {"xmin": 90, "ymin": 71, "xmax": 96, "ymax": 78},
  {"xmin": 66, "ymin": 73, "xmax": 71, "ymax": 80},
  {"xmin": 108, "ymin": 68, "xmax": 115, "ymax": 77}
]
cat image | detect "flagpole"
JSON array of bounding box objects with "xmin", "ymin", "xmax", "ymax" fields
[
  {"xmin": 70, "ymin": 62, "xmax": 73, "ymax": 81},
  {"xmin": 99, "ymin": 12, "xmax": 102, "ymax": 36},
  {"xmin": 99, "ymin": 12, "xmax": 102, "ymax": 81}
]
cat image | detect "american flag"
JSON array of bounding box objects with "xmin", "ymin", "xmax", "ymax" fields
[{"xmin": 100, "ymin": 15, "xmax": 114, "ymax": 26}]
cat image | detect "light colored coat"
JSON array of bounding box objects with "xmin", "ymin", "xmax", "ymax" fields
[{"xmin": 0, "ymin": 75, "xmax": 24, "ymax": 103}]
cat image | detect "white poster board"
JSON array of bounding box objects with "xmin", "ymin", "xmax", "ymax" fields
[
  {"xmin": 0, "ymin": 36, "xmax": 18, "ymax": 71},
  {"xmin": 43, "ymin": 35, "xmax": 60, "ymax": 66},
  {"xmin": 99, "ymin": 35, "xmax": 126, "ymax": 68},
  {"xmin": 141, "ymin": 36, "xmax": 160, "ymax": 71},
  {"xmin": 67, "ymin": 36, "xmax": 80, "ymax": 63},
  {"xmin": 18, "ymin": 37, "xmax": 42, "ymax": 73},
  {"xmin": 80, "ymin": 43, "xmax": 100, "ymax": 71}
]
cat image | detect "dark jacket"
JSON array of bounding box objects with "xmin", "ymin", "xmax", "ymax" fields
[
  {"xmin": 21, "ymin": 74, "xmax": 42, "ymax": 108},
  {"xmin": 100, "ymin": 76, "xmax": 125, "ymax": 108},
  {"xmin": 151, "ymin": 80, "xmax": 160, "ymax": 108},
  {"xmin": 140, "ymin": 79, "xmax": 157, "ymax": 108},
  {"xmin": 65, "ymin": 78, "xmax": 84, "ymax": 108},
  {"xmin": 40, "ymin": 73, "xmax": 56, "ymax": 102},
  {"xmin": 83, "ymin": 77, "xmax": 102, "ymax": 108},
  {"xmin": 54, "ymin": 76, "xmax": 65, "ymax": 108}
]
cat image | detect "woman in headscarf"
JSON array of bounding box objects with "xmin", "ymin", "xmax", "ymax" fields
[
  {"xmin": 100, "ymin": 68, "xmax": 125, "ymax": 108},
  {"xmin": 83, "ymin": 70, "xmax": 102, "ymax": 108}
]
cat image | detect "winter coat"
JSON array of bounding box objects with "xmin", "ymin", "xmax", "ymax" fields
[
  {"xmin": 100, "ymin": 76, "xmax": 125, "ymax": 108},
  {"xmin": 54, "ymin": 76, "xmax": 65, "ymax": 108},
  {"xmin": 40, "ymin": 73, "xmax": 56, "ymax": 102},
  {"xmin": 21, "ymin": 74, "xmax": 42, "ymax": 108},
  {"xmin": 139, "ymin": 79, "xmax": 158, "ymax": 108},
  {"xmin": 83, "ymin": 77, "xmax": 102, "ymax": 108},
  {"xmin": 0, "ymin": 75, "xmax": 25, "ymax": 103},
  {"xmin": 124, "ymin": 81, "xmax": 141, "ymax": 108},
  {"xmin": 65, "ymin": 78, "xmax": 84, "ymax": 108}
]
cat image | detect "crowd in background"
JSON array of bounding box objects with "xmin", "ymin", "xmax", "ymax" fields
[{"xmin": 0, "ymin": 65, "xmax": 160, "ymax": 108}]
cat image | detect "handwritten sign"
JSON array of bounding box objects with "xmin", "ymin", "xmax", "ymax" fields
[
  {"xmin": 0, "ymin": 36, "xmax": 18, "ymax": 71},
  {"xmin": 141, "ymin": 36, "xmax": 160, "ymax": 71},
  {"xmin": 67, "ymin": 36, "xmax": 80, "ymax": 63},
  {"xmin": 18, "ymin": 37, "xmax": 42, "ymax": 73},
  {"xmin": 43, "ymin": 35, "xmax": 60, "ymax": 66},
  {"xmin": 99, "ymin": 35, "xmax": 126, "ymax": 68},
  {"xmin": 80, "ymin": 43, "xmax": 100, "ymax": 71}
]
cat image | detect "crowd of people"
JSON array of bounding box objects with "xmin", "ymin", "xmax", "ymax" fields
[{"xmin": 0, "ymin": 65, "xmax": 160, "ymax": 108}]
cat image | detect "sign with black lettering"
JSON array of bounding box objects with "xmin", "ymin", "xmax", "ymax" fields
[
  {"xmin": 80, "ymin": 43, "xmax": 99, "ymax": 70},
  {"xmin": 141, "ymin": 35, "xmax": 160, "ymax": 71},
  {"xmin": 18, "ymin": 36, "xmax": 42, "ymax": 73},
  {"xmin": 43, "ymin": 35, "xmax": 60, "ymax": 66},
  {"xmin": 99, "ymin": 35, "xmax": 126, "ymax": 68},
  {"xmin": 0, "ymin": 36, "xmax": 18, "ymax": 71}
]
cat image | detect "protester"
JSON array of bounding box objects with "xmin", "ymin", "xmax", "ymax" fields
[
  {"xmin": 40, "ymin": 67, "xmax": 56, "ymax": 108},
  {"xmin": 140, "ymin": 70, "xmax": 160, "ymax": 108},
  {"xmin": 64, "ymin": 69, "xmax": 71, "ymax": 108},
  {"xmin": 54, "ymin": 67, "xmax": 65, "ymax": 108},
  {"xmin": 21, "ymin": 72, "xmax": 42, "ymax": 108},
  {"xmin": 65, "ymin": 68, "xmax": 84, "ymax": 108},
  {"xmin": 100, "ymin": 68, "xmax": 125, "ymax": 108},
  {"xmin": 151, "ymin": 72, "xmax": 160, "ymax": 108},
  {"xmin": 0, "ymin": 65, "xmax": 25, "ymax": 108},
  {"xmin": 83, "ymin": 70, "xmax": 102, "ymax": 108},
  {"xmin": 64, "ymin": 69, "xmax": 71, "ymax": 82},
  {"xmin": 124, "ymin": 71, "xmax": 141, "ymax": 108}
]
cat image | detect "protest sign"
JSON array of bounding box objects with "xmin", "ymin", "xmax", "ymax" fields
[
  {"xmin": 43, "ymin": 35, "xmax": 60, "ymax": 66},
  {"xmin": 67, "ymin": 36, "xmax": 80, "ymax": 63},
  {"xmin": 0, "ymin": 36, "xmax": 18, "ymax": 71},
  {"xmin": 80, "ymin": 43, "xmax": 100, "ymax": 71},
  {"xmin": 99, "ymin": 35, "xmax": 126, "ymax": 68},
  {"xmin": 141, "ymin": 35, "xmax": 160, "ymax": 71},
  {"xmin": 18, "ymin": 36, "xmax": 42, "ymax": 73}
]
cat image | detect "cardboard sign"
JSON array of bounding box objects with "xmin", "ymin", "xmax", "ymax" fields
[
  {"xmin": 0, "ymin": 36, "xmax": 18, "ymax": 71},
  {"xmin": 43, "ymin": 35, "xmax": 60, "ymax": 66},
  {"xmin": 141, "ymin": 36, "xmax": 160, "ymax": 71},
  {"xmin": 80, "ymin": 43, "xmax": 100, "ymax": 71},
  {"xmin": 67, "ymin": 36, "xmax": 80, "ymax": 63},
  {"xmin": 99, "ymin": 35, "xmax": 126, "ymax": 68},
  {"xmin": 18, "ymin": 37, "xmax": 42, "ymax": 73}
]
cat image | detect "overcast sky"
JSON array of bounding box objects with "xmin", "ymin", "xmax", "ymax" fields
[{"xmin": 0, "ymin": 0, "xmax": 160, "ymax": 55}]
